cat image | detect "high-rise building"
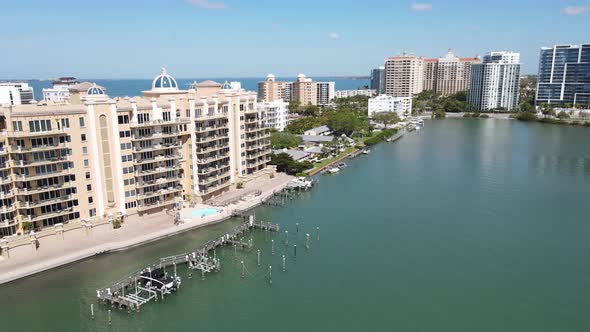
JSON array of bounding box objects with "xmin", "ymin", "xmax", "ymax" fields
[
  {"xmin": 292, "ymin": 74, "xmax": 318, "ymax": 106},
  {"xmin": 316, "ymin": 82, "xmax": 335, "ymax": 105},
  {"xmin": 0, "ymin": 82, "xmax": 35, "ymax": 105},
  {"xmin": 0, "ymin": 68, "xmax": 271, "ymax": 237},
  {"xmin": 257, "ymin": 74, "xmax": 291, "ymax": 102},
  {"xmin": 536, "ymin": 44, "xmax": 590, "ymax": 107},
  {"xmin": 335, "ymin": 89, "xmax": 376, "ymax": 98},
  {"xmin": 370, "ymin": 67, "xmax": 385, "ymax": 94},
  {"xmin": 384, "ymin": 55, "xmax": 424, "ymax": 97},
  {"xmin": 259, "ymin": 100, "xmax": 289, "ymax": 132},
  {"xmin": 468, "ymin": 52, "xmax": 521, "ymax": 111},
  {"xmin": 423, "ymin": 50, "xmax": 480, "ymax": 95}
]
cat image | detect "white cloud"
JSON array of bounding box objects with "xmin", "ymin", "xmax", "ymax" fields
[
  {"xmin": 328, "ymin": 32, "xmax": 340, "ymax": 40},
  {"xmin": 187, "ymin": 0, "xmax": 229, "ymax": 10},
  {"xmin": 561, "ymin": 5, "xmax": 590, "ymax": 15},
  {"xmin": 411, "ymin": 3, "xmax": 433, "ymax": 11}
]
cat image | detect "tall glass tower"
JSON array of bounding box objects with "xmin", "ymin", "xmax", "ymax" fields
[{"xmin": 536, "ymin": 44, "xmax": 590, "ymax": 107}]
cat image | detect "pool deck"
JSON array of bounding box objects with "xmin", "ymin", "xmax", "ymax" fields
[{"xmin": 0, "ymin": 173, "xmax": 294, "ymax": 285}]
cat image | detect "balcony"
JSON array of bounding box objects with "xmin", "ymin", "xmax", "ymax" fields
[
  {"xmin": 133, "ymin": 153, "xmax": 181, "ymax": 165},
  {"xmin": 136, "ymin": 176, "xmax": 182, "ymax": 189},
  {"xmin": 198, "ymin": 174, "xmax": 230, "ymax": 186},
  {"xmin": 0, "ymin": 190, "xmax": 14, "ymax": 199},
  {"xmin": 6, "ymin": 128, "xmax": 69, "ymax": 138},
  {"xmin": 200, "ymin": 181, "xmax": 231, "ymax": 195},
  {"xmin": 133, "ymin": 142, "xmax": 180, "ymax": 153},
  {"xmin": 195, "ymin": 124, "xmax": 228, "ymax": 133},
  {"xmin": 0, "ymin": 205, "xmax": 16, "ymax": 215},
  {"xmin": 15, "ymin": 182, "xmax": 74, "ymax": 196},
  {"xmin": 137, "ymin": 185, "xmax": 183, "ymax": 200},
  {"xmin": 196, "ymin": 153, "xmax": 230, "ymax": 165},
  {"xmin": 134, "ymin": 165, "xmax": 180, "ymax": 176},
  {"xmin": 245, "ymin": 133, "xmax": 271, "ymax": 143},
  {"xmin": 195, "ymin": 134, "xmax": 229, "ymax": 144},
  {"xmin": 11, "ymin": 143, "xmax": 68, "ymax": 153},
  {"xmin": 17, "ymin": 194, "xmax": 74, "ymax": 209},
  {"xmin": 245, "ymin": 143, "xmax": 269, "ymax": 152},
  {"xmin": 129, "ymin": 118, "xmax": 191, "ymax": 128},
  {"xmin": 0, "ymin": 219, "xmax": 17, "ymax": 229},
  {"xmin": 196, "ymin": 144, "xmax": 228, "ymax": 155},
  {"xmin": 197, "ymin": 165, "xmax": 230, "ymax": 176},
  {"xmin": 14, "ymin": 169, "xmax": 70, "ymax": 182},
  {"xmin": 12, "ymin": 156, "xmax": 68, "ymax": 167},
  {"xmin": 246, "ymin": 150, "xmax": 270, "ymax": 160},
  {"xmin": 136, "ymin": 199, "xmax": 176, "ymax": 212},
  {"xmin": 22, "ymin": 207, "xmax": 75, "ymax": 223},
  {"xmin": 247, "ymin": 157, "xmax": 271, "ymax": 169},
  {"xmin": 132, "ymin": 131, "xmax": 183, "ymax": 141},
  {"xmin": 194, "ymin": 112, "xmax": 228, "ymax": 122}
]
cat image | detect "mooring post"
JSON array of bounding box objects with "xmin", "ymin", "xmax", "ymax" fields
[
  {"xmin": 271, "ymin": 240, "xmax": 275, "ymax": 255},
  {"xmin": 201, "ymin": 269, "xmax": 205, "ymax": 281},
  {"xmin": 306, "ymin": 234, "xmax": 310, "ymax": 251},
  {"xmin": 213, "ymin": 249, "xmax": 216, "ymax": 261},
  {"xmin": 269, "ymin": 265, "xmax": 272, "ymax": 285},
  {"xmin": 108, "ymin": 309, "xmax": 112, "ymax": 325},
  {"xmin": 91, "ymin": 304, "xmax": 94, "ymax": 320},
  {"xmin": 257, "ymin": 249, "xmax": 261, "ymax": 267},
  {"xmin": 282, "ymin": 255, "xmax": 286, "ymax": 272},
  {"xmin": 316, "ymin": 227, "xmax": 320, "ymax": 241},
  {"xmin": 173, "ymin": 262, "xmax": 177, "ymax": 278},
  {"xmin": 234, "ymin": 244, "xmax": 237, "ymax": 260},
  {"xmin": 296, "ymin": 223, "xmax": 299, "ymax": 233},
  {"xmin": 294, "ymin": 244, "xmax": 297, "ymax": 257},
  {"xmin": 241, "ymin": 261, "xmax": 245, "ymax": 278},
  {"xmin": 285, "ymin": 231, "xmax": 289, "ymax": 246}
]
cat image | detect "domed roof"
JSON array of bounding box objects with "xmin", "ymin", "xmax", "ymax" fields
[
  {"xmin": 297, "ymin": 73, "xmax": 306, "ymax": 79},
  {"xmin": 267, "ymin": 74, "xmax": 275, "ymax": 79},
  {"xmin": 87, "ymin": 83, "xmax": 105, "ymax": 95},
  {"xmin": 152, "ymin": 68, "xmax": 178, "ymax": 90}
]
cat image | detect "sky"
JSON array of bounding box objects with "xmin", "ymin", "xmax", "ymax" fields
[{"xmin": 1, "ymin": 0, "xmax": 589, "ymax": 79}]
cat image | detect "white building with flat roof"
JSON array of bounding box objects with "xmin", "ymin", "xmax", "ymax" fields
[
  {"xmin": 259, "ymin": 99, "xmax": 289, "ymax": 132},
  {"xmin": 43, "ymin": 77, "xmax": 79, "ymax": 102},
  {"xmin": 0, "ymin": 82, "xmax": 34, "ymax": 105},
  {"xmin": 368, "ymin": 95, "xmax": 412, "ymax": 119},
  {"xmin": 468, "ymin": 51, "xmax": 521, "ymax": 111},
  {"xmin": 335, "ymin": 89, "xmax": 376, "ymax": 98}
]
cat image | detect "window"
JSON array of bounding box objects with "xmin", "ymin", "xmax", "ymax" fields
[
  {"xmin": 163, "ymin": 112, "xmax": 171, "ymax": 121},
  {"xmin": 61, "ymin": 118, "xmax": 70, "ymax": 129},
  {"xmin": 119, "ymin": 131, "xmax": 131, "ymax": 138},
  {"xmin": 28, "ymin": 120, "xmax": 52, "ymax": 132},
  {"xmin": 138, "ymin": 113, "xmax": 150, "ymax": 124},
  {"xmin": 122, "ymin": 155, "xmax": 133, "ymax": 163},
  {"xmin": 125, "ymin": 190, "xmax": 136, "ymax": 197},
  {"xmin": 79, "ymin": 117, "xmax": 85, "ymax": 128},
  {"xmin": 88, "ymin": 197, "xmax": 94, "ymax": 204},
  {"xmin": 12, "ymin": 121, "xmax": 23, "ymax": 131},
  {"xmin": 118, "ymin": 115, "xmax": 130, "ymax": 124},
  {"xmin": 124, "ymin": 178, "xmax": 135, "ymax": 186},
  {"xmin": 82, "ymin": 146, "xmax": 88, "ymax": 154},
  {"xmin": 87, "ymin": 184, "xmax": 92, "ymax": 191},
  {"xmin": 84, "ymin": 159, "xmax": 89, "ymax": 167},
  {"xmin": 120, "ymin": 143, "xmax": 132, "ymax": 150},
  {"xmin": 125, "ymin": 201, "xmax": 137, "ymax": 209},
  {"xmin": 81, "ymin": 134, "xmax": 87, "ymax": 142},
  {"xmin": 89, "ymin": 208, "xmax": 96, "ymax": 217},
  {"xmin": 85, "ymin": 171, "xmax": 91, "ymax": 180}
]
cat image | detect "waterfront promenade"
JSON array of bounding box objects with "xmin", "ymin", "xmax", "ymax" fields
[{"xmin": 0, "ymin": 173, "xmax": 293, "ymax": 285}]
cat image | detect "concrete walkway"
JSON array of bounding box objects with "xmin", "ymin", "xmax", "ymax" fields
[{"xmin": 0, "ymin": 173, "xmax": 294, "ymax": 285}]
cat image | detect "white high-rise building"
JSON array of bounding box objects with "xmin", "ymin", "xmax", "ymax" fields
[
  {"xmin": 259, "ymin": 100, "xmax": 289, "ymax": 132},
  {"xmin": 468, "ymin": 51, "xmax": 521, "ymax": 111},
  {"xmin": 0, "ymin": 82, "xmax": 34, "ymax": 105},
  {"xmin": 316, "ymin": 82, "xmax": 335, "ymax": 105},
  {"xmin": 368, "ymin": 95, "xmax": 413, "ymax": 119}
]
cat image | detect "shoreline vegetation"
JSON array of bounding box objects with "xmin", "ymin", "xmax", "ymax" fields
[{"xmin": 270, "ymin": 95, "xmax": 403, "ymax": 177}]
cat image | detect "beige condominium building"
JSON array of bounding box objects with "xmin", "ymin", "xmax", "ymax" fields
[
  {"xmin": 257, "ymin": 74, "xmax": 292, "ymax": 102},
  {"xmin": 0, "ymin": 69, "xmax": 270, "ymax": 237},
  {"xmin": 423, "ymin": 50, "xmax": 480, "ymax": 95},
  {"xmin": 292, "ymin": 74, "xmax": 318, "ymax": 106},
  {"xmin": 384, "ymin": 54, "xmax": 425, "ymax": 97}
]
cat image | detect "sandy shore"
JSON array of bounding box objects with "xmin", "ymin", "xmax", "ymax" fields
[{"xmin": 0, "ymin": 173, "xmax": 293, "ymax": 285}]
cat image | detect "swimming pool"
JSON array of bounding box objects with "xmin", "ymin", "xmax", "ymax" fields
[{"xmin": 191, "ymin": 208, "xmax": 220, "ymax": 217}]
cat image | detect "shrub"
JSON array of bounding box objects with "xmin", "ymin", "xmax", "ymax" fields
[
  {"xmin": 237, "ymin": 182, "xmax": 244, "ymax": 189},
  {"xmin": 479, "ymin": 114, "xmax": 490, "ymax": 118},
  {"xmin": 515, "ymin": 112, "xmax": 538, "ymax": 122},
  {"xmin": 557, "ymin": 111, "xmax": 570, "ymax": 120}
]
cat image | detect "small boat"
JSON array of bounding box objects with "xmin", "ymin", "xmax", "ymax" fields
[
  {"xmin": 287, "ymin": 177, "xmax": 314, "ymax": 189},
  {"xmin": 337, "ymin": 162, "xmax": 347, "ymax": 169},
  {"xmin": 386, "ymin": 138, "xmax": 393, "ymax": 142},
  {"xmin": 361, "ymin": 149, "xmax": 371, "ymax": 155},
  {"xmin": 327, "ymin": 167, "xmax": 340, "ymax": 174}
]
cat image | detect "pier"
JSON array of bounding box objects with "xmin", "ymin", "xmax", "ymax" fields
[{"xmin": 96, "ymin": 215, "xmax": 280, "ymax": 311}]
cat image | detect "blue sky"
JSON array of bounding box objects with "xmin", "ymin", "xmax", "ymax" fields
[{"xmin": 1, "ymin": 0, "xmax": 589, "ymax": 79}]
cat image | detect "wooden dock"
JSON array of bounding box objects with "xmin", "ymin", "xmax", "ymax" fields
[{"xmin": 96, "ymin": 215, "xmax": 279, "ymax": 311}]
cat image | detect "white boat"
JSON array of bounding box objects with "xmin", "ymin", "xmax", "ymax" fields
[
  {"xmin": 361, "ymin": 149, "xmax": 371, "ymax": 155},
  {"xmin": 287, "ymin": 177, "xmax": 314, "ymax": 189},
  {"xmin": 327, "ymin": 167, "xmax": 340, "ymax": 174}
]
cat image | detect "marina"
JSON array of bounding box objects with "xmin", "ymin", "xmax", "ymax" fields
[{"xmin": 96, "ymin": 216, "xmax": 280, "ymax": 311}]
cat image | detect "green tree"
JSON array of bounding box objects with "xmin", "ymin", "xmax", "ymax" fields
[
  {"xmin": 302, "ymin": 103, "xmax": 320, "ymax": 117},
  {"xmin": 557, "ymin": 111, "xmax": 570, "ymax": 120},
  {"xmin": 288, "ymin": 100, "xmax": 301, "ymax": 114},
  {"xmin": 372, "ymin": 112, "xmax": 400, "ymax": 127},
  {"xmin": 269, "ymin": 153, "xmax": 313, "ymax": 175},
  {"xmin": 519, "ymin": 102, "xmax": 535, "ymax": 113},
  {"xmin": 286, "ymin": 117, "xmax": 323, "ymax": 134},
  {"xmin": 327, "ymin": 111, "xmax": 368, "ymax": 136},
  {"xmin": 270, "ymin": 132, "xmax": 303, "ymax": 149}
]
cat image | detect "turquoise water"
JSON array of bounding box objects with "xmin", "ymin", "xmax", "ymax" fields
[
  {"xmin": 191, "ymin": 208, "xmax": 220, "ymax": 217},
  {"xmin": 1, "ymin": 119, "xmax": 589, "ymax": 331}
]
